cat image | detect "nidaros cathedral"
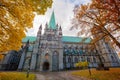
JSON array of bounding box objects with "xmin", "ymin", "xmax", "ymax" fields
[{"xmin": 18, "ymin": 11, "xmax": 120, "ymax": 71}]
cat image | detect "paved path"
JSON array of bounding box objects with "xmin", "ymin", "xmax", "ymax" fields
[{"xmin": 35, "ymin": 71, "xmax": 90, "ymax": 80}]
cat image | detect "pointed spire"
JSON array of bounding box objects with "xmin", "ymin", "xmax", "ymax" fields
[
  {"xmin": 25, "ymin": 40, "xmax": 29, "ymax": 47},
  {"xmin": 37, "ymin": 24, "xmax": 42, "ymax": 37},
  {"xmin": 45, "ymin": 22, "xmax": 48, "ymax": 26},
  {"xmin": 27, "ymin": 40, "xmax": 29, "ymax": 44},
  {"xmin": 56, "ymin": 23, "xmax": 59, "ymax": 30},
  {"xmin": 59, "ymin": 25, "xmax": 62, "ymax": 30},
  {"xmin": 39, "ymin": 24, "xmax": 42, "ymax": 30},
  {"xmin": 44, "ymin": 22, "xmax": 48, "ymax": 30},
  {"xmin": 59, "ymin": 25, "xmax": 62, "ymax": 36},
  {"xmin": 48, "ymin": 11, "xmax": 56, "ymax": 29},
  {"xmin": 56, "ymin": 24, "xmax": 58, "ymax": 27}
]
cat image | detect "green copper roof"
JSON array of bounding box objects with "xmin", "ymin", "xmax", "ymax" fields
[
  {"xmin": 84, "ymin": 38, "xmax": 91, "ymax": 43},
  {"xmin": 22, "ymin": 36, "xmax": 91, "ymax": 43},
  {"xmin": 48, "ymin": 11, "xmax": 56, "ymax": 29},
  {"xmin": 22, "ymin": 36, "xmax": 36, "ymax": 43},
  {"xmin": 62, "ymin": 36, "xmax": 91, "ymax": 43}
]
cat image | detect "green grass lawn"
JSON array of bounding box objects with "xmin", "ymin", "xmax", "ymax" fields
[
  {"xmin": 0, "ymin": 72, "xmax": 35, "ymax": 80},
  {"xmin": 72, "ymin": 68, "xmax": 120, "ymax": 80}
]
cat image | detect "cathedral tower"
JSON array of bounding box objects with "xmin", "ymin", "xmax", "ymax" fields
[{"xmin": 30, "ymin": 11, "xmax": 63, "ymax": 71}]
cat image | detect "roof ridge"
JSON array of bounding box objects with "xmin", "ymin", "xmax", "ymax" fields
[{"xmin": 62, "ymin": 36, "xmax": 89, "ymax": 38}]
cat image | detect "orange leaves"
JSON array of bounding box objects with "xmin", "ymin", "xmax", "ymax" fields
[
  {"xmin": 81, "ymin": 4, "xmax": 88, "ymax": 12},
  {"xmin": 72, "ymin": 0, "xmax": 120, "ymax": 49},
  {"xmin": 92, "ymin": 0, "xmax": 120, "ymax": 23},
  {"xmin": 0, "ymin": 54, "xmax": 4, "ymax": 61},
  {"xmin": 76, "ymin": 4, "xmax": 89, "ymax": 18}
]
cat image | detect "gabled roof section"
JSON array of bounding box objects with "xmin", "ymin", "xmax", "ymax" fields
[
  {"xmin": 22, "ymin": 36, "xmax": 91, "ymax": 43},
  {"xmin": 62, "ymin": 36, "xmax": 82, "ymax": 43},
  {"xmin": 62, "ymin": 36, "xmax": 91, "ymax": 43},
  {"xmin": 84, "ymin": 38, "xmax": 91, "ymax": 43},
  {"xmin": 48, "ymin": 11, "xmax": 56, "ymax": 29},
  {"xmin": 22, "ymin": 36, "xmax": 36, "ymax": 43}
]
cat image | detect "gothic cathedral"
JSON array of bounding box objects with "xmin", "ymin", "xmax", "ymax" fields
[{"xmin": 18, "ymin": 11, "xmax": 120, "ymax": 71}]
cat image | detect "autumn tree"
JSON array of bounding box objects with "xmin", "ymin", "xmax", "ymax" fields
[
  {"xmin": 72, "ymin": 0, "xmax": 120, "ymax": 49},
  {"xmin": 91, "ymin": 0, "xmax": 120, "ymax": 25},
  {"xmin": 0, "ymin": 0, "xmax": 52, "ymax": 52}
]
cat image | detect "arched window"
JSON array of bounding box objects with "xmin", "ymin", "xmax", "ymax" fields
[
  {"xmin": 41, "ymin": 43, "xmax": 43, "ymax": 48},
  {"xmin": 63, "ymin": 46, "xmax": 67, "ymax": 54},
  {"xmin": 52, "ymin": 51, "xmax": 59, "ymax": 71},
  {"xmin": 69, "ymin": 47, "xmax": 71, "ymax": 50},
  {"xmin": 45, "ymin": 53, "xmax": 49, "ymax": 60},
  {"xmin": 54, "ymin": 44, "xmax": 57, "ymax": 48},
  {"xmin": 64, "ymin": 45, "xmax": 68, "ymax": 48},
  {"xmin": 81, "ymin": 56, "xmax": 83, "ymax": 61},
  {"xmin": 74, "ymin": 57, "xmax": 78, "ymax": 63},
  {"xmin": 63, "ymin": 57, "xmax": 66, "ymax": 63},
  {"xmin": 87, "ymin": 57, "xmax": 90, "ymax": 62},
  {"xmin": 68, "ymin": 56, "xmax": 71, "ymax": 63},
  {"xmin": 102, "ymin": 56, "xmax": 105, "ymax": 62},
  {"xmin": 53, "ymin": 51, "xmax": 58, "ymax": 55},
  {"xmin": 93, "ymin": 57, "xmax": 96, "ymax": 63},
  {"xmin": 75, "ymin": 46, "xmax": 78, "ymax": 50},
  {"xmin": 111, "ymin": 56, "xmax": 115, "ymax": 62},
  {"xmin": 47, "ymin": 34, "xmax": 52, "ymax": 41}
]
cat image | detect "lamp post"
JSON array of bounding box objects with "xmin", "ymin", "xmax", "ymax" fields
[
  {"xmin": 88, "ymin": 49, "xmax": 92, "ymax": 76},
  {"xmin": 26, "ymin": 58, "xmax": 31, "ymax": 78}
]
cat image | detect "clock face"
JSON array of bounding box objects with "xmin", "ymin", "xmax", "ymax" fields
[{"xmin": 47, "ymin": 34, "xmax": 52, "ymax": 41}]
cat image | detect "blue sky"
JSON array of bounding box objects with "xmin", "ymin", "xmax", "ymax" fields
[{"xmin": 26, "ymin": 0, "xmax": 91, "ymax": 36}]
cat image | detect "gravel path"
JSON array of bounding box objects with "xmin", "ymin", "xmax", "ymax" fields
[{"xmin": 35, "ymin": 71, "xmax": 90, "ymax": 80}]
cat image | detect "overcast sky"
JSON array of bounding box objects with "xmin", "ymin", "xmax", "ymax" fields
[{"xmin": 26, "ymin": 0, "xmax": 91, "ymax": 36}]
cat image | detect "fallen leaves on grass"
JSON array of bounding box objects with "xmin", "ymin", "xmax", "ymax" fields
[
  {"xmin": 0, "ymin": 72, "xmax": 35, "ymax": 80},
  {"xmin": 72, "ymin": 68, "xmax": 120, "ymax": 80}
]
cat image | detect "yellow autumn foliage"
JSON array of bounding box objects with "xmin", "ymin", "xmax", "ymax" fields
[
  {"xmin": 0, "ymin": 54, "xmax": 4, "ymax": 60},
  {"xmin": 0, "ymin": 0, "xmax": 52, "ymax": 53},
  {"xmin": 72, "ymin": 68, "xmax": 120, "ymax": 80},
  {"xmin": 0, "ymin": 72, "xmax": 35, "ymax": 80},
  {"xmin": 75, "ymin": 61, "xmax": 89, "ymax": 68}
]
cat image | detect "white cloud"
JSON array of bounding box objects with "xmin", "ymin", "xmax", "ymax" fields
[{"xmin": 26, "ymin": 0, "xmax": 91, "ymax": 36}]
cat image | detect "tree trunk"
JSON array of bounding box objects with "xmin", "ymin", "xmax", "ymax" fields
[
  {"xmin": 102, "ymin": 26, "xmax": 120, "ymax": 49},
  {"xmin": 109, "ymin": 33, "xmax": 120, "ymax": 48}
]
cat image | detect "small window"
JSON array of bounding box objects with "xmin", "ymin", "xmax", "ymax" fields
[
  {"xmin": 111, "ymin": 56, "xmax": 114, "ymax": 62},
  {"xmin": 74, "ymin": 57, "xmax": 78, "ymax": 63},
  {"xmin": 87, "ymin": 57, "xmax": 90, "ymax": 62},
  {"xmin": 45, "ymin": 53, "xmax": 49, "ymax": 60},
  {"xmin": 68, "ymin": 57, "xmax": 71, "ymax": 63},
  {"xmin": 93, "ymin": 57, "xmax": 96, "ymax": 62},
  {"xmin": 47, "ymin": 34, "xmax": 52, "ymax": 41}
]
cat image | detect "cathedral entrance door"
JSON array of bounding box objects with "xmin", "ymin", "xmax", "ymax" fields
[{"xmin": 43, "ymin": 62, "xmax": 49, "ymax": 71}]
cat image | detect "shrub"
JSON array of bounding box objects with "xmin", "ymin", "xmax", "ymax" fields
[{"xmin": 75, "ymin": 61, "xmax": 89, "ymax": 69}]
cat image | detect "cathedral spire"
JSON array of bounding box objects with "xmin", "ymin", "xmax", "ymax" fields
[{"xmin": 48, "ymin": 11, "xmax": 56, "ymax": 29}]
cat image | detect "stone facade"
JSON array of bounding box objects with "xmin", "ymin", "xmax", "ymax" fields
[
  {"xmin": 18, "ymin": 11, "xmax": 120, "ymax": 71},
  {"xmin": 1, "ymin": 50, "xmax": 22, "ymax": 70}
]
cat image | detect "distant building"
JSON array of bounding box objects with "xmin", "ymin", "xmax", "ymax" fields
[
  {"xmin": 18, "ymin": 11, "xmax": 120, "ymax": 71},
  {"xmin": 1, "ymin": 50, "xmax": 22, "ymax": 70}
]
